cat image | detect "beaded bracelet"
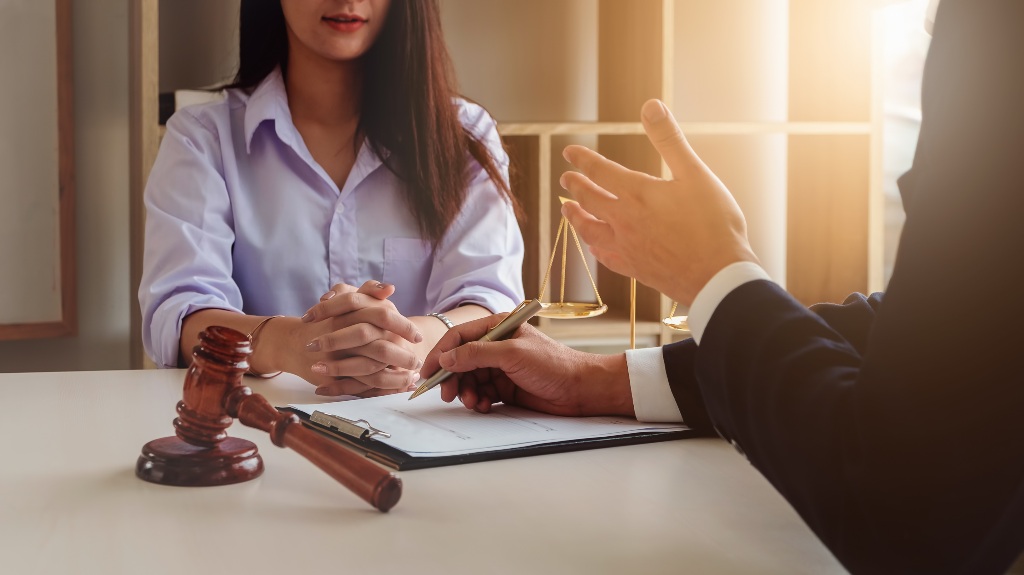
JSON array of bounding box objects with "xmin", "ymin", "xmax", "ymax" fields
[{"xmin": 246, "ymin": 315, "xmax": 284, "ymax": 378}]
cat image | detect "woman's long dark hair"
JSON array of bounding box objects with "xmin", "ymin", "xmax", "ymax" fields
[{"xmin": 229, "ymin": 0, "xmax": 521, "ymax": 245}]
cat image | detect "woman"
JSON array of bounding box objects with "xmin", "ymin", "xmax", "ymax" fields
[{"xmin": 139, "ymin": 0, "xmax": 524, "ymax": 397}]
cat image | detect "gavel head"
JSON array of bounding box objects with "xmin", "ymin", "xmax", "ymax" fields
[
  {"xmin": 137, "ymin": 326, "xmax": 265, "ymax": 487},
  {"xmin": 173, "ymin": 326, "xmax": 251, "ymax": 448},
  {"xmin": 139, "ymin": 325, "xmax": 400, "ymax": 510}
]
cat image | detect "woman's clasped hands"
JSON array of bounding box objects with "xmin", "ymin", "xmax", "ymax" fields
[{"xmin": 291, "ymin": 280, "xmax": 425, "ymax": 397}]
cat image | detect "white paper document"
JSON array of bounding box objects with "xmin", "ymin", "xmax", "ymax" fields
[{"xmin": 289, "ymin": 392, "xmax": 688, "ymax": 457}]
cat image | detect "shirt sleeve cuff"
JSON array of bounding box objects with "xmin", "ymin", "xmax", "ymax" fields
[
  {"xmin": 687, "ymin": 261, "xmax": 773, "ymax": 345},
  {"xmin": 626, "ymin": 347, "xmax": 684, "ymax": 423},
  {"xmin": 433, "ymin": 287, "xmax": 520, "ymax": 315}
]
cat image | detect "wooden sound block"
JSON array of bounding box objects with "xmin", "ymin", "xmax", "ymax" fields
[{"xmin": 136, "ymin": 436, "xmax": 264, "ymax": 487}]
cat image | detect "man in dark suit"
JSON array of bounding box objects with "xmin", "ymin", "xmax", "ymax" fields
[{"xmin": 421, "ymin": 0, "xmax": 1023, "ymax": 572}]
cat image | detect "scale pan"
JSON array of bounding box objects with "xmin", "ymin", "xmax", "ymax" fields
[
  {"xmin": 662, "ymin": 315, "xmax": 689, "ymax": 331},
  {"xmin": 537, "ymin": 302, "xmax": 608, "ymax": 319}
]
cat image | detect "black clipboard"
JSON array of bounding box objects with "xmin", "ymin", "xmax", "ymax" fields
[{"xmin": 279, "ymin": 407, "xmax": 697, "ymax": 471}]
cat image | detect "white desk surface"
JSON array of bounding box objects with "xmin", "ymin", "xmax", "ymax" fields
[{"xmin": 0, "ymin": 369, "xmax": 846, "ymax": 574}]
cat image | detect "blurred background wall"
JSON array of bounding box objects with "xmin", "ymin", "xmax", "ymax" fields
[{"xmin": 0, "ymin": 0, "xmax": 928, "ymax": 372}]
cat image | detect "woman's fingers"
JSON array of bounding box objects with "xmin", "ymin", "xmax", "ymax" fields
[
  {"xmin": 311, "ymin": 341, "xmax": 420, "ymax": 375},
  {"xmin": 356, "ymin": 279, "xmax": 395, "ymax": 300},
  {"xmin": 313, "ymin": 364, "xmax": 420, "ymax": 394},
  {"xmin": 303, "ymin": 292, "xmax": 383, "ymax": 322},
  {"xmin": 314, "ymin": 378, "xmax": 372, "ymax": 396},
  {"xmin": 319, "ymin": 282, "xmax": 357, "ymax": 302},
  {"xmin": 302, "ymin": 286, "xmax": 421, "ymax": 345},
  {"xmin": 351, "ymin": 367, "xmax": 421, "ymax": 390},
  {"xmin": 307, "ymin": 308, "xmax": 422, "ymax": 350},
  {"xmin": 312, "ymin": 355, "xmax": 387, "ymax": 378},
  {"xmin": 318, "ymin": 280, "xmax": 393, "ymax": 303},
  {"xmin": 354, "ymin": 339, "xmax": 420, "ymax": 370},
  {"xmin": 345, "ymin": 306, "xmax": 422, "ymax": 344},
  {"xmin": 351, "ymin": 386, "xmax": 405, "ymax": 399},
  {"xmin": 306, "ymin": 323, "xmax": 419, "ymax": 359}
]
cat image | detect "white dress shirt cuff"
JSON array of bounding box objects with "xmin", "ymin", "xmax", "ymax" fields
[
  {"xmin": 626, "ymin": 347, "xmax": 683, "ymax": 423},
  {"xmin": 688, "ymin": 261, "xmax": 773, "ymax": 345}
]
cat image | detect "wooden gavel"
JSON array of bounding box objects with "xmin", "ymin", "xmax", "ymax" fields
[{"xmin": 136, "ymin": 326, "xmax": 402, "ymax": 512}]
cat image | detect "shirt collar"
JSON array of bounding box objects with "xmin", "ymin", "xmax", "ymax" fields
[
  {"xmin": 242, "ymin": 66, "xmax": 293, "ymax": 154},
  {"xmin": 240, "ymin": 66, "xmax": 389, "ymax": 194}
]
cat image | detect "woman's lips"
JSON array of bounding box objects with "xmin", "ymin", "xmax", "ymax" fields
[{"xmin": 322, "ymin": 14, "xmax": 367, "ymax": 33}]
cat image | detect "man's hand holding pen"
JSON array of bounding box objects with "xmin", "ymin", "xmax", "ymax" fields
[{"xmin": 421, "ymin": 316, "xmax": 636, "ymax": 418}]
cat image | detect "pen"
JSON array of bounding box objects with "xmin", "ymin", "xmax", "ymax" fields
[{"xmin": 408, "ymin": 299, "xmax": 544, "ymax": 400}]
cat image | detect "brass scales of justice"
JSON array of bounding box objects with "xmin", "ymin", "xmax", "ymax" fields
[{"xmin": 536, "ymin": 198, "xmax": 688, "ymax": 347}]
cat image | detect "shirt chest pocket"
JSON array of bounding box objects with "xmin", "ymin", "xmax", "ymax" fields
[{"xmin": 382, "ymin": 237, "xmax": 434, "ymax": 293}]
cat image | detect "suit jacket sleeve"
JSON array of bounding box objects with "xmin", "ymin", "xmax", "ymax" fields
[
  {"xmin": 662, "ymin": 291, "xmax": 883, "ymax": 436},
  {"xmin": 680, "ymin": 1, "xmax": 1024, "ymax": 573}
]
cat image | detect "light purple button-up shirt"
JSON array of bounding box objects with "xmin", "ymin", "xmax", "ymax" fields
[{"xmin": 139, "ymin": 68, "xmax": 524, "ymax": 368}]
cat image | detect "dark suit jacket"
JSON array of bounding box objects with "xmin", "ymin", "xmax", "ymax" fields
[{"xmin": 662, "ymin": 1, "xmax": 1024, "ymax": 573}]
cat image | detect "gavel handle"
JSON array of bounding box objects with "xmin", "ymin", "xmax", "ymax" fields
[{"xmin": 227, "ymin": 388, "xmax": 402, "ymax": 512}]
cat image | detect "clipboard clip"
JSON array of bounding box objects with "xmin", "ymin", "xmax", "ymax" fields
[{"xmin": 310, "ymin": 410, "xmax": 391, "ymax": 440}]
